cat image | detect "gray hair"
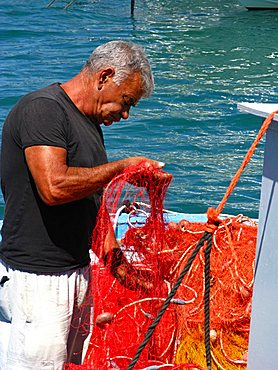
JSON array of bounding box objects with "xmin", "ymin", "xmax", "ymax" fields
[{"xmin": 83, "ymin": 40, "xmax": 154, "ymax": 98}]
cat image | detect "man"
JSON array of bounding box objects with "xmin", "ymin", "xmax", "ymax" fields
[{"xmin": 0, "ymin": 40, "xmax": 167, "ymax": 370}]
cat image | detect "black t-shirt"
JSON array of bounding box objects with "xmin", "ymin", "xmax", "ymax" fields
[{"xmin": 0, "ymin": 83, "xmax": 108, "ymax": 273}]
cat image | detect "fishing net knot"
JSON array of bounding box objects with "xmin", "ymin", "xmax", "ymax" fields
[{"xmin": 205, "ymin": 207, "xmax": 222, "ymax": 233}]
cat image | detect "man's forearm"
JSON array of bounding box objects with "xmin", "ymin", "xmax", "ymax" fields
[{"xmin": 46, "ymin": 159, "xmax": 128, "ymax": 205}]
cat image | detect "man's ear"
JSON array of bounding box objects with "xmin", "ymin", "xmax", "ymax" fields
[{"xmin": 98, "ymin": 67, "xmax": 115, "ymax": 90}]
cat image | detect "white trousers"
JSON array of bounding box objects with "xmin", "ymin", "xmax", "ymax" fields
[{"xmin": 0, "ymin": 259, "xmax": 93, "ymax": 370}]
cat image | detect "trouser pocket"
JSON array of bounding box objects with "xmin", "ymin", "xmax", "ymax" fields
[
  {"xmin": 7, "ymin": 358, "xmax": 55, "ymax": 370},
  {"xmin": 0, "ymin": 264, "xmax": 12, "ymax": 322}
]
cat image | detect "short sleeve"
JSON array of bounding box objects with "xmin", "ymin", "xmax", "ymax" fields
[{"xmin": 20, "ymin": 97, "xmax": 68, "ymax": 150}]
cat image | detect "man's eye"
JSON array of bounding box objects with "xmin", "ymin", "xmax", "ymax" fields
[{"xmin": 123, "ymin": 96, "xmax": 135, "ymax": 107}]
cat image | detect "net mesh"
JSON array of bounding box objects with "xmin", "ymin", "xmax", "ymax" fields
[{"xmin": 65, "ymin": 161, "xmax": 257, "ymax": 370}]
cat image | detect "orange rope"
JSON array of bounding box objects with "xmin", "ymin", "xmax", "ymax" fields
[{"xmin": 207, "ymin": 110, "xmax": 278, "ymax": 222}]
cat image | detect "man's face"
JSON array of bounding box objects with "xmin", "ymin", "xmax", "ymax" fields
[{"xmin": 97, "ymin": 72, "xmax": 143, "ymax": 126}]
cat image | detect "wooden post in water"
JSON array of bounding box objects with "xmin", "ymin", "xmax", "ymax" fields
[
  {"xmin": 131, "ymin": 0, "xmax": 135, "ymax": 15},
  {"xmin": 238, "ymin": 103, "xmax": 278, "ymax": 370}
]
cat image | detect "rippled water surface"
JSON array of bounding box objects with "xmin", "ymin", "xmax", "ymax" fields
[{"xmin": 1, "ymin": 0, "xmax": 278, "ymax": 219}]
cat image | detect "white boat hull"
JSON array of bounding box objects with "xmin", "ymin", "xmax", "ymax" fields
[{"xmin": 240, "ymin": 0, "xmax": 278, "ymax": 8}]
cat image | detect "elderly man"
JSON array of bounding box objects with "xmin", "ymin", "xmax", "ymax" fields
[{"xmin": 0, "ymin": 40, "xmax": 166, "ymax": 370}]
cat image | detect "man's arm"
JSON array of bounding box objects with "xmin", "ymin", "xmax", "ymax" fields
[{"xmin": 25, "ymin": 145, "xmax": 164, "ymax": 206}]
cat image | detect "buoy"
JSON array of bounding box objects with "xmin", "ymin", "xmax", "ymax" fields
[{"xmin": 96, "ymin": 312, "xmax": 113, "ymax": 327}]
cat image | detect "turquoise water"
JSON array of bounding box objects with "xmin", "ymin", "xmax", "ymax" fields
[{"xmin": 1, "ymin": 0, "xmax": 278, "ymax": 219}]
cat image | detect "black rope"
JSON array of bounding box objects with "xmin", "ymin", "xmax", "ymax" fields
[
  {"xmin": 204, "ymin": 232, "xmax": 213, "ymax": 370},
  {"xmin": 131, "ymin": 0, "xmax": 135, "ymax": 15},
  {"xmin": 127, "ymin": 230, "xmax": 212, "ymax": 370}
]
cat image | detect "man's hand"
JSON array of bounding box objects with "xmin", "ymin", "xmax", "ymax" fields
[
  {"xmin": 126, "ymin": 161, "xmax": 172, "ymax": 191},
  {"xmin": 103, "ymin": 247, "xmax": 153, "ymax": 292}
]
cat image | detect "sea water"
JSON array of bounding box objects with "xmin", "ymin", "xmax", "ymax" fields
[{"xmin": 1, "ymin": 0, "xmax": 278, "ymax": 220}]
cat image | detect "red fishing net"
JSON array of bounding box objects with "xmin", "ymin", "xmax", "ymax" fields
[{"xmin": 65, "ymin": 161, "xmax": 257, "ymax": 370}]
